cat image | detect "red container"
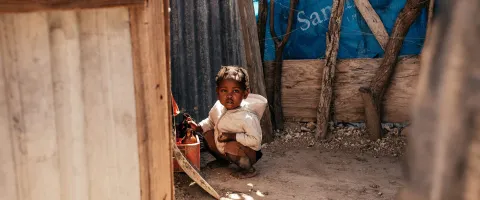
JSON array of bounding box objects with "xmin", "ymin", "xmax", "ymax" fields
[{"xmin": 173, "ymin": 135, "xmax": 201, "ymax": 172}]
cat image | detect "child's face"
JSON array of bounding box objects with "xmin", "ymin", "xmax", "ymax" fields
[{"xmin": 216, "ymin": 79, "xmax": 249, "ymax": 110}]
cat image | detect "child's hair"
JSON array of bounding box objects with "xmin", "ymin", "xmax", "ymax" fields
[{"xmin": 215, "ymin": 65, "xmax": 250, "ymax": 91}]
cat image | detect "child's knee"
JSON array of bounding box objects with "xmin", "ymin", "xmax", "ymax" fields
[
  {"xmin": 226, "ymin": 153, "xmax": 251, "ymax": 170},
  {"xmin": 237, "ymin": 156, "xmax": 251, "ymax": 169}
]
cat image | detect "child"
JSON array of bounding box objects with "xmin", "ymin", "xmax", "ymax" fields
[{"xmin": 189, "ymin": 65, "xmax": 266, "ymax": 179}]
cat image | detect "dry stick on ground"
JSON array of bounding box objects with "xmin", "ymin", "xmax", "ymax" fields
[
  {"xmin": 353, "ymin": 0, "xmax": 389, "ymax": 50},
  {"xmin": 257, "ymin": 0, "xmax": 268, "ymax": 62},
  {"xmin": 268, "ymin": 0, "xmax": 298, "ymax": 130},
  {"xmin": 315, "ymin": 0, "xmax": 346, "ymax": 139},
  {"xmin": 237, "ymin": 0, "xmax": 274, "ymax": 143},
  {"xmin": 359, "ymin": 0, "xmax": 427, "ymax": 141}
]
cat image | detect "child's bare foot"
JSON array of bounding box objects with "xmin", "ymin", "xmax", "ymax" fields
[
  {"xmin": 230, "ymin": 167, "xmax": 258, "ymax": 179},
  {"xmin": 206, "ymin": 159, "xmax": 230, "ymax": 169}
]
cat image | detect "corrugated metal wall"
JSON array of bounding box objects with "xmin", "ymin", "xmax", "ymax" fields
[{"xmin": 170, "ymin": 0, "xmax": 246, "ymax": 121}]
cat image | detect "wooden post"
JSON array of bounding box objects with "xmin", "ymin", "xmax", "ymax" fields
[
  {"xmin": 397, "ymin": 0, "xmax": 480, "ymax": 199},
  {"xmin": 268, "ymin": 0, "xmax": 298, "ymax": 130},
  {"xmin": 257, "ymin": 0, "xmax": 268, "ymax": 62},
  {"xmin": 353, "ymin": 0, "xmax": 389, "ymax": 50},
  {"xmin": 237, "ymin": 0, "xmax": 274, "ymax": 143},
  {"xmin": 359, "ymin": 0, "xmax": 427, "ymax": 141},
  {"xmin": 129, "ymin": 0, "xmax": 174, "ymax": 199},
  {"xmin": 426, "ymin": 0, "xmax": 435, "ymax": 39},
  {"xmin": 315, "ymin": 0, "xmax": 345, "ymax": 139}
]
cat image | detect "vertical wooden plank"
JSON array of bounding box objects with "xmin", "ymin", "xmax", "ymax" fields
[
  {"xmin": 129, "ymin": 0, "xmax": 174, "ymax": 199},
  {"xmin": 79, "ymin": 7, "xmax": 140, "ymax": 200},
  {"xmin": 47, "ymin": 11, "xmax": 89, "ymax": 200},
  {"xmin": 128, "ymin": 9, "xmax": 150, "ymax": 200},
  {"xmin": 104, "ymin": 8, "xmax": 140, "ymax": 200},
  {"xmin": 0, "ymin": 14, "xmax": 26, "ymax": 200},
  {"xmin": 2, "ymin": 12, "xmax": 62, "ymax": 200},
  {"xmin": 79, "ymin": 10, "xmax": 112, "ymax": 200},
  {"xmin": 0, "ymin": 14, "xmax": 18, "ymax": 200},
  {"xmin": 16, "ymin": 12, "xmax": 62, "ymax": 200}
]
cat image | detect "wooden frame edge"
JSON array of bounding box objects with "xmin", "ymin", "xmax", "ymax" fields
[
  {"xmin": 129, "ymin": 0, "xmax": 173, "ymax": 199},
  {"xmin": 0, "ymin": 0, "xmax": 145, "ymax": 13}
]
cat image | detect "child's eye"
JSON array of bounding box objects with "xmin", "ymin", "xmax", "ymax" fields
[
  {"xmin": 221, "ymin": 89, "xmax": 228, "ymax": 93},
  {"xmin": 233, "ymin": 89, "xmax": 240, "ymax": 93}
]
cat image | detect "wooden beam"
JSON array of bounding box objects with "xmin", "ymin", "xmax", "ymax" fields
[
  {"xmin": 129, "ymin": 0, "xmax": 173, "ymax": 199},
  {"xmin": 316, "ymin": 0, "xmax": 345, "ymax": 139},
  {"xmin": 265, "ymin": 56, "xmax": 420, "ymax": 123},
  {"xmin": 237, "ymin": 0, "xmax": 274, "ymax": 143},
  {"xmin": 353, "ymin": 0, "xmax": 389, "ymax": 50},
  {"xmin": 0, "ymin": 0, "xmax": 144, "ymax": 13}
]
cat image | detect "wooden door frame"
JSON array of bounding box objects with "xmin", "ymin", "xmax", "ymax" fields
[{"xmin": 0, "ymin": 1, "xmax": 174, "ymax": 199}]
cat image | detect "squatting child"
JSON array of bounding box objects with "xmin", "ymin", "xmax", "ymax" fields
[{"xmin": 189, "ymin": 65, "xmax": 266, "ymax": 178}]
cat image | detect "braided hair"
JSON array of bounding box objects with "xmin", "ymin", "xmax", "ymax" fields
[{"xmin": 215, "ymin": 66, "xmax": 250, "ymax": 91}]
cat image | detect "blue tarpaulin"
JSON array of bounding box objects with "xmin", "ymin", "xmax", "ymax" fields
[{"xmin": 253, "ymin": 0, "xmax": 428, "ymax": 61}]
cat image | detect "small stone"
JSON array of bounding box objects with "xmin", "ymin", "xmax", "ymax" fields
[
  {"xmin": 369, "ymin": 183, "xmax": 379, "ymax": 188},
  {"xmin": 377, "ymin": 192, "xmax": 383, "ymax": 196},
  {"xmin": 295, "ymin": 132, "xmax": 301, "ymax": 137},
  {"xmin": 359, "ymin": 186, "xmax": 367, "ymax": 193},
  {"xmin": 301, "ymin": 127, "xmax": 310, "ymax": 132},
  {"xmin": 306, "ymin": 122, "xmax": 316, "ymax": 130}
]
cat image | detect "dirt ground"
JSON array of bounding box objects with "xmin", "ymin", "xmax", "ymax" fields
[{"xmin": 174, "ymin": 122, "xmax": 408, "ymax": 200}]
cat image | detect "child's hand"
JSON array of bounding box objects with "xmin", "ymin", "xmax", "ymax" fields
[
  {"xmin": 187, "ymin": 120, "xmax": 197, "ymax": 129},
  {"xmin": 218, "ymin": 132, "xmax": 236, "ymax": 142},
  {"xmin": 187, "ymin": 120, "xmax": 202, "ymax": 132}
]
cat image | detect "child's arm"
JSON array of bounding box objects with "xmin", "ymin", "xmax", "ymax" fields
[
  {"xmin": 191, "ymin": 115, "xmax": 214, "ymax": 133},
  {"xmin": 235, "ymin": 115, "xmax": 262, "ymax": 150}
]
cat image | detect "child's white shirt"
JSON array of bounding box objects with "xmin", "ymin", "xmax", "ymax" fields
[{"xmin": 198, "ymin": 94, "xmax": 267, "ymax": 154}]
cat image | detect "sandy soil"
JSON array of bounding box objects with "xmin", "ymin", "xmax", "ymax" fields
[{"xmin": 174, "ymin": 122, "xmax": 407, "ymax": 200}]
